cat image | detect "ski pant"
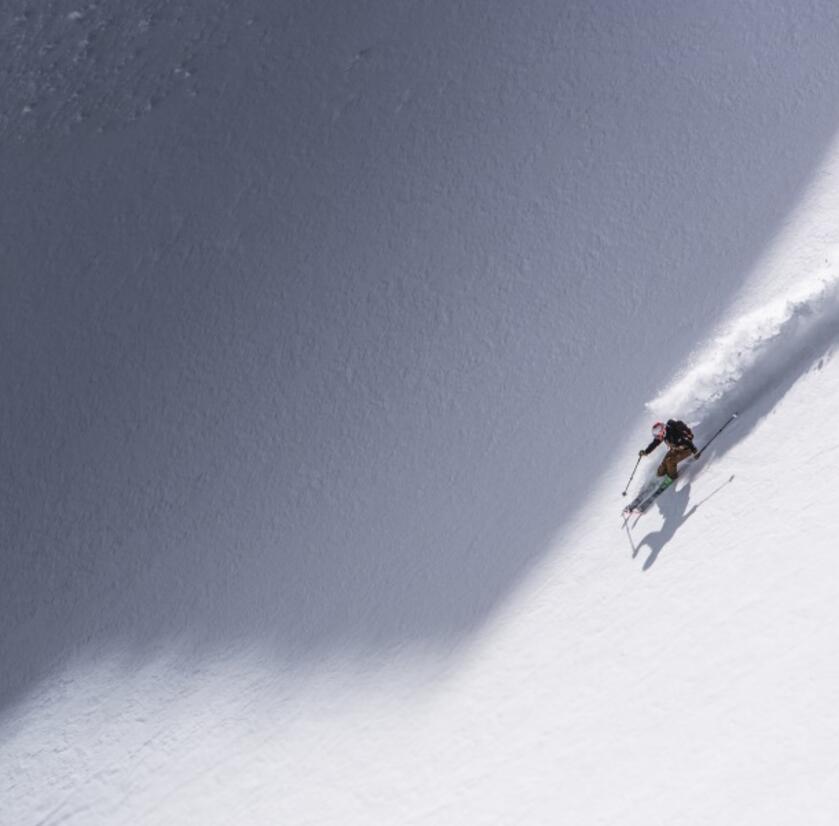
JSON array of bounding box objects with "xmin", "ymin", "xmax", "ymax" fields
[{"xmin": 657, "ymin": 445, "xmax": 694, "ymax": 479}]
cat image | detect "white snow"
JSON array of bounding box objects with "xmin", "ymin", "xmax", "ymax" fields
[{"xmin": 3, "ymin": 2, "xmax": 839, "ymax": 824}]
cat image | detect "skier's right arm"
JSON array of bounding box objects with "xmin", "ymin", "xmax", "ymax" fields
[{"xmin": 639, "ymin": 439, "xmax": 659, "ymax": 457}]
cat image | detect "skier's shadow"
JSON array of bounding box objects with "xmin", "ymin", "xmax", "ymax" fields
[{"xmin": 625, "ymin": 475, "xmax": 734, "ymax": 570}]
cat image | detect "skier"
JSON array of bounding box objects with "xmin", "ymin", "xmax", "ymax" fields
[{"xmin": 639, "ymin": 420, "xmax": 699, "ymax": 481}]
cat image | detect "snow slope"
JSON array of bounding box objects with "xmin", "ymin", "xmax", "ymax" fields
[{"xmin": 3, "ymin": 2, "xmax": 839, "ymax": 824}]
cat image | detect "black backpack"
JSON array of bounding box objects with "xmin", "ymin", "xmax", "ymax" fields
[{"xmin": 666, "ymin": 419, "xmax": 693, "ymax": 444}]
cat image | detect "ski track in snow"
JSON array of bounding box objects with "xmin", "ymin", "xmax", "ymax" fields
[{"xmin": 648, "ymin": 261, "xmax": 839, "ymax": 445}]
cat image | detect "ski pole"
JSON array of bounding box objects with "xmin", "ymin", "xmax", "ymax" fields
[
  {"xmin": 622, "ymin": 454, "xmax": 643, "ymax": 497},
  {"xmin": 696, "ymin": 412, "xmax": 738, "ymax": 458}
]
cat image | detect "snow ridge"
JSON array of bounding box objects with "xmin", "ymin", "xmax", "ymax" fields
[{"xmin": 648, "ymin": 269, "xmax": 839, "ymax": 439}]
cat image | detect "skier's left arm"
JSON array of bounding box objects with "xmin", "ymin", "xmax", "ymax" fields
[{"xmin": 681, "ymin": 424, "xmax": 700, "ymax": 457}]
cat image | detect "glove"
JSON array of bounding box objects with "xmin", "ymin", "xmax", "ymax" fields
[
  {"xmin": 638, "ymin": 450, "xmax": 646, "ymax": 458},
  {"xmin": 694, "ymin": 451, "xmax": 701, "ymax": 460}
]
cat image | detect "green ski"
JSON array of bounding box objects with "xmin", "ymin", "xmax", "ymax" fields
[{"xmin": 622, "ymin": 475, "xmax": 674, "ymax": 516}]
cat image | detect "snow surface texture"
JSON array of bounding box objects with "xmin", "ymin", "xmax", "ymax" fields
[{"xmin": 3, "ymin": 1, "xmax": 839, "ymax": 824}]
